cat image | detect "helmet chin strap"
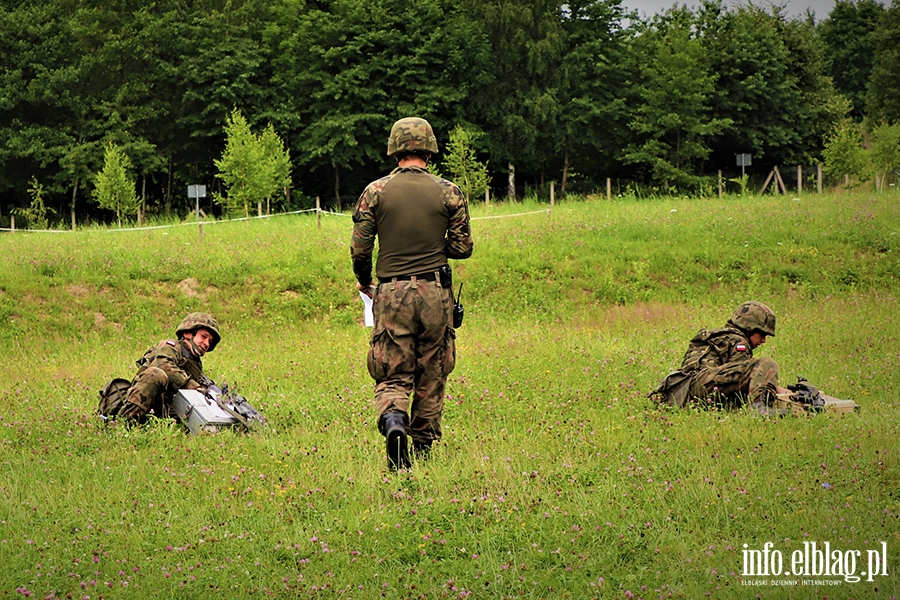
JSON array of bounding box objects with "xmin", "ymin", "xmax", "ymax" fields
[{"xmin": 184, "ymin": 336, "xmax": 206, "ymax": 358}]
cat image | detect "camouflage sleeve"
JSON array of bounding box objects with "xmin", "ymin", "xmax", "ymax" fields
[
  {"xmin": 146, "ymin": 342, "xmax": 195, "ymax": 389},
  {"xmin": 696, "ymin": 345, "xmax": 722, "ymax": 372},
  {"xmin": 350, "ymin": 186, "xmax": 378, "ymax": 286},
  {"xmin": 443, "ymin": 182, "xmax": 473, "ymax": 260},
  {"xmin": 719, "ymin": 333, "xmax": 754, "ymax": 366}
]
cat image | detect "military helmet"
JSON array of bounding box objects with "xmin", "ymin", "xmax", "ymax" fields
[
  {"xmin": 175, "ymin": 312, "xmax": 221, "ymax": 351},
  {"xmin": 729, "ymin": 301, "xmax": 776, "ymax": 337},
  {"xmin": 386, "ymin": 117, "xmax": 439, "ymax": 157}
]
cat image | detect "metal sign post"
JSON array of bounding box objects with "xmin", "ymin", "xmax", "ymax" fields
[
  {"xmin": 187, "ymin": 185, "xmax": 207, "ymax": 242},
  {"xmin": 736, "ymin": 153, "xmax": 752, "ymax": 179}
]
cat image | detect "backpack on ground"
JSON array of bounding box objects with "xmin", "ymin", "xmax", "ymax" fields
[
  {"xmin": 650, "ymin": 371, "xmax": 693, "ymax": 408},
  {"xmin": 98, "ymin": 378, "xmax": 132, "ymax": 420}
]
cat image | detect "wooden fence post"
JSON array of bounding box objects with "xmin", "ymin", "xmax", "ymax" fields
[
  {"xmin": 606, "ymin": 177, "xmax": 611, "ymax": 201},
  {"xmin": 797, "ymin": 165, "xmax": 802, "ymax": 197},
  {"xmin": 718, "ymin": 170, "xmax": 723, "ymax": 198},
  {"xmin": 316, "ymin": 196, "xmax": 321, "ymax": 229},
  {"xmin": 10, "ymin": 214, "xmax": 14, "ymax": 233},
  {"xmin": 774, "ymin": 166, "xmax": 787, "ymax": 195},
  {"xmin": 550, "ymin": 181, "xmax": 555, "ymax": 207},
  {"xmin": 485, "ymin": 188, "xmax": 490, "ymax": 208},
  {"xmin": 817, "ymin": 164, "xmax": 823, "ymax": 194},
  {"xmin": 759, "ymin": 170, "xmax": 775, "ymax": 196}
]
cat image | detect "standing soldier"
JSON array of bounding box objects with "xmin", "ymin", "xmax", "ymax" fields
[
  {"xmin": 652, "ymin": 301, "xmax": 790, "ymax": 414},
  {"xmin": 351, "ymin": 117, "xmax": 474, "ymax": 470},
  {"xmin": 99, "ymin": 312, "xmax": 221, "ymax": 423}
]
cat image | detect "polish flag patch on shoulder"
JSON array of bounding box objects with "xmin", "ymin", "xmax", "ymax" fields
[
  {"xmin": 735, "ymin": 344, "xmax": 747, "ymax": 352},
  {"xmin": 166, "ymin": 340, "xmax": 177, "ymax": 347}
]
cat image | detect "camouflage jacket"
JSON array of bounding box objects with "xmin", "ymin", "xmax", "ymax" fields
[
  {"xmin": 135, "ymin": 339, "xmax": 206, "ymax": 391},
  {"xmin": 680, "ymin": 327, "xmax": 754, "ymax": 373},
  {"xmin": 350, "ymin": 165, "xmax": 473, "ymax": 285}
]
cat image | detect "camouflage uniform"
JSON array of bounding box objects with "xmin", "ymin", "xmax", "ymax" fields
[
  {"xmin": 114, "ymin": 312, "xmax": 220, "ymax": 423},
  {"xmin": 351, "ymin": 117, "xmax": 473, "ymax": 461},
  {"xmin": 679, "ymin": 327, "xmax": 779, "ymax": 408},
  {"xmin": 117, "ymin": 339, "xmax": 208, "ymax": 421}
]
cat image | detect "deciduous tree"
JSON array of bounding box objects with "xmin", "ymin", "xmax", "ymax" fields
[
  {"xmin": 866, "ymin": 0, "xmax": 900, "ymax": 124},
  {"xmin": 623, "ymin": 8, "xmax": 731, "ymax": 191},
  {"xmin": 434, "ymin": 125, "xmax": 489, "ymax": 203},
  {"xmin": 868, "ymin": 122, "xmax": 900, "ymax": 191},
  {"xmin": 822, "ymin": 119, "xmax": 867, "ymax": 186},
  {"xmin": 819, "ymin": 0, "xmax": 884, "ymax": 119},
  {"xmin": 93, "ymin": 142, "xmax": 140, "ymax": 227}
]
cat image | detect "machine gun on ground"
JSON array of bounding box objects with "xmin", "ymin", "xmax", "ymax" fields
[{"xmin": 775, "ymin": 376, "xmax": 859, "ymax": 415}]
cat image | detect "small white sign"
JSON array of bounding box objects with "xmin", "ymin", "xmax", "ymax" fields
[{"xmin": 187, "ymin": 184, "xmax": 207, "ymax": 199}]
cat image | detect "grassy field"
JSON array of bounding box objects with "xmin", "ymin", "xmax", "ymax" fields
[{"xmin": 1, "ymin": 192, "xmax": 899, "ymax": 599}]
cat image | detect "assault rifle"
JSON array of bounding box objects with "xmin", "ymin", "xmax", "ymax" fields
[{"xmin": 775, "ymin": 376, "xmax": 859, "ymax": 415}]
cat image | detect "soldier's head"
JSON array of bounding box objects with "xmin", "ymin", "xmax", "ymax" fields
[
  {"xmin": 728, "ymin": 301, "xmax": 776, "ymax": 347},
  {"xmin": 176, "ymin": 312, "xmax": 221, "ymax": 357},
  {"xmin": 387, "ymin": 117, "xmax": 438, "ymax": 163}
]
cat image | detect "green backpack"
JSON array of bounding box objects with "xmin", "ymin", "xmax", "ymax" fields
[
  {"xmin": 650, "ymin": 329, "xmax": 717, "ymax": 407},
  {"xmin": 650, "ymin": 371, "xmax": 693, "ymax": 408},
  {"xmin": 97, "ymin": 378, "xmax": 132, "ymax": 420}
]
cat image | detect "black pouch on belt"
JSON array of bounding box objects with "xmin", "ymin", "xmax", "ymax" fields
[{"xmin": 439, "ymin": 264, "xmax": 453, "ymax": 288}]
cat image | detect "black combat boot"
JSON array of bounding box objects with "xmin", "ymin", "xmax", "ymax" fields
[
  {"xmin": 380, "ymin": 412, "xmax": 411, "ymax": 471},
  {"xmin": 412, "ymin": 439, "xmax": 433, "ymax": 461}
]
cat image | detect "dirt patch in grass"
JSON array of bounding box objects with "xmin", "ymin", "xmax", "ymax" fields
[
  {"xmin": 65, "ymin": 284, "xmax": 91, "ymax": 297},
  {"xmin": 178, "ymin": 278, "xmax": 201, "ymax": 297},
  {"xmin": 577, "ymin": 302, "xmax": 687, "ymax": 330},
  {"xmin": 606, "ymin": 302, "xmax": 682, "ymax": 324}
]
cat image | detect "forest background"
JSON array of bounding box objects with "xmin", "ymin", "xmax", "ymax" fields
[{"xmin": 2, "ymin": 0, "xmax": 899, "ymax": 228}]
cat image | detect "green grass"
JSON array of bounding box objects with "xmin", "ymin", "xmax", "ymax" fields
[{"xmin": 1, "ymin": 193, "xmax": 899, "ymax": 598}]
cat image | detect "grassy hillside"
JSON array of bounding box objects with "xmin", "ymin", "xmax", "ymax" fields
[{"xmin": 1, "ymin": 193, "xmax": 899, "ymax": 599}]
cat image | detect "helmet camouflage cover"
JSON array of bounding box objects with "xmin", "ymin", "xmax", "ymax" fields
[
  {"xmin": 387, "ymin": 117, "xmax": 439, "ymax": 157},
  {"xmin": 175, "ymin": 312, "xmax": 221, "ymax": 351},
  {"xmin": 729, "ymin": 301, "xmax": 776, "ymax": 337}
]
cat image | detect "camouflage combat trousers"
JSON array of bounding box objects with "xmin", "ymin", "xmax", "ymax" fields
[
  {"xmin": 368, "ymin": 276, "xmax": 456, "ymax": 445},
  {"xmin": 118, "ymin": 366, "xmax": 175, "ymax": 422},
  {"xmin": 690, "ymin": 357, "xmax": 779, "ymax": 408}
]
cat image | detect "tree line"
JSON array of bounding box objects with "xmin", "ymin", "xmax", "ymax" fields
[{"xmin": 1, "ymin": 0, "xmax": 898, "ymax": 228}]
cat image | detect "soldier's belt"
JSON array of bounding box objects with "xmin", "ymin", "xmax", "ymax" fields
[{"xmin": 380, "ymin": 271, "xmax": 438, "ymax": 283}]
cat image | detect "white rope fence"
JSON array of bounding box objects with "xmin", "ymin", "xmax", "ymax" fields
[
  {"xmin": 317, "ymin": 208, "xmax": 550, "ymax": 221},
  {"xmin": 0, "ymin": 205, "xmax": 550, "ymax": 234},
  {"xmin": 0, "ymin": 208, "xmax": 320, "ymax": 234},
  {"xmin": 471, "ymin": 209, "xmax": 549, "ymax": 221}
]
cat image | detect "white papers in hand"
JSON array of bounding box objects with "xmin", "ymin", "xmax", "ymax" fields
[{"xmin": 359, "ymin": 290, "xmax": 375, "ymax": 327}]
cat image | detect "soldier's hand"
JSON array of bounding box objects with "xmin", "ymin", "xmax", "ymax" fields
[
  {"xmin": 185, "ymin": 380, "xmax": 208, "ymax": 395},
  {"xmin": 357, "ymin": 281, "xmax": 375, "ymax": 299}
]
